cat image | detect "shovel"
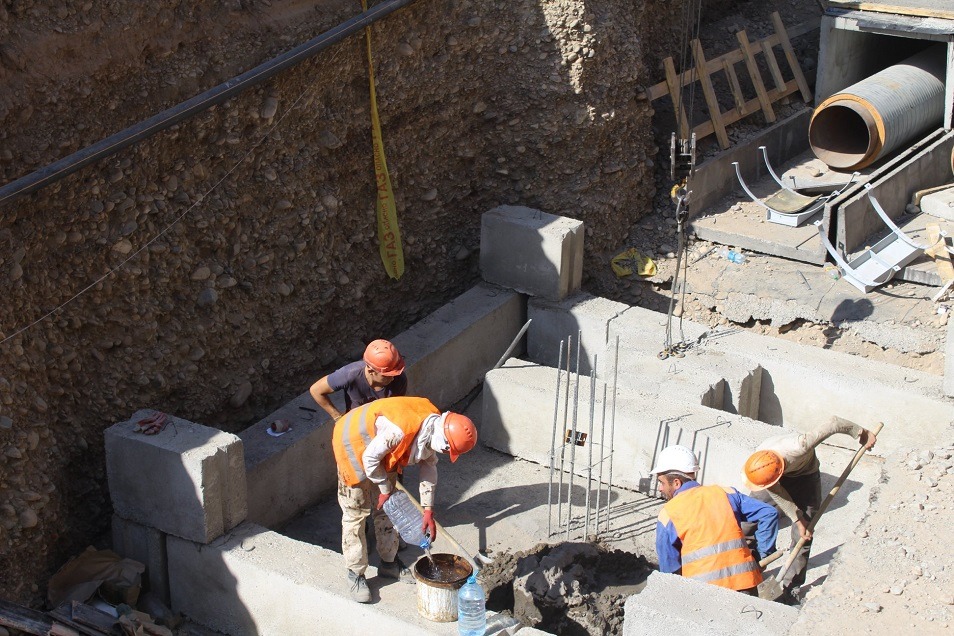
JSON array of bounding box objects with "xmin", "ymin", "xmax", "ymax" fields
[
  {"xmin": 393, "ymin": 480, "xmax": 492, "ymax": 574},
  {"xmin": 758, "ymin": 421, "xmax": 884, "ymax": 601}
]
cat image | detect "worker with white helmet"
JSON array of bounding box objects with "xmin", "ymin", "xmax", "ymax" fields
[
  {"xmin": 332, "ymin": 396, "xmax": 478, "ymax": 603},
  {"xmin": 309, "ymin": 339, "xmax": 408, "ymax": 421},
  {"xmin": 652, "ymin": 445, "xmax": 779, "ymax": 595},
  {"xmin": 742, "ymin": 416, "xmax": 877, "ymax": 604}
]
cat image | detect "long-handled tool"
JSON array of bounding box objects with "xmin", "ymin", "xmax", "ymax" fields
[
  {"xmin": 758, "ymin": 421, "xmax": 884, "ymax": 601},
  {"xmin": 394, "ymin": 481, "xmax": 492, "ymax": 574}
]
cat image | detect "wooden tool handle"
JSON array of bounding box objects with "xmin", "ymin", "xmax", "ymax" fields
[{"xmin": 393, "ymin": 480, "xmax": 478, "ymax": 570}]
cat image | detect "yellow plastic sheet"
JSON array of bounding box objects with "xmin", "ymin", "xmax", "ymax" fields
[
  {"xmin": 362, "ymin": 0, "xmax": 404, "ymax": 280},
  {"xmin": 611, "ymin": 248, "xmax": 657, "ymax": 278}
]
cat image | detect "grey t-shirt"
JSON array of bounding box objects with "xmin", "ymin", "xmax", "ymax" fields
[{"xmin": 326, "ymin": 360, "xmax": 408, "ymax": 412}]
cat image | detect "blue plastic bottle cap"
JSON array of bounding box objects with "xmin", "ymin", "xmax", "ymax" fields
[{"xmin": 467, "ymin": 573, "xmax": 477, "ymax": 584}]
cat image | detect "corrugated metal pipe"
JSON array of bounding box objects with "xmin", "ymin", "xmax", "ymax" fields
[{"xmin": 809, "ymin": 48, "xmax": 946, "ymax": 171}]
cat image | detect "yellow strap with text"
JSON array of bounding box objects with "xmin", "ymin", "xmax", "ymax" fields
[{"xmin": 362, "ymin": 0, "xmax": 404, "ymax": 280}]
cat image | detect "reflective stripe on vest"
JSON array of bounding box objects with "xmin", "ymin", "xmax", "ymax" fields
[
  {"xmin": 662, "ymin": 484, "xmax": 762, "ymax": 591},
  {"xmin": 332, "ymin": 396, "xmax": 440, "ymax": 486}
]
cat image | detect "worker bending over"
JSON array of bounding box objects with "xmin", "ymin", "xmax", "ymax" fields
[
  {"xmin": 310, "ymin": 339, "xmax": 408, "ymax": 421},
  {"xmin": 653, "ymin": 445, "xmax": 778, "ymax": 595},
  {"xmin": 743, "ymin": 416, "xmax": 877, "ymax": 604},
  {"xmin": 332, "ymin": 396, "xmax": 478, "ymax": 603}
]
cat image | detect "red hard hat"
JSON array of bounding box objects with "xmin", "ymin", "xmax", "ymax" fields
[
  {"xmin": 363, "ymin": 339, "xmax": 405, "ymax": 376},
  {"xmin": 443, "ymin": 412, "xmax": 477, "ymax": 462}
]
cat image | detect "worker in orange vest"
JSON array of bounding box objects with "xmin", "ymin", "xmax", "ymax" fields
[
  {"xmin": 743, "ymin": 416, "xmax": 877, "ymax": 604},
  {"xmin": 332, "ymin": 396, "xmax": 478, "ymax": 603},
  {"xmin": 309, "ymin": 339, "xmax": 408, "ymax": 421},
  {"xmin": 652, "ymin": 445, "xmax": 779, "ymax": 595}
]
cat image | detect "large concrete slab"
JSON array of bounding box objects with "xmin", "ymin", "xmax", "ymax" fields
[
  {"xmin": 111, "ymin": 514, "xmax": 169, "ymax": 606},
  {"xmin": 946, "ymin": 316, "xmax": 954, "ymax": 397},
  {"xmin": 919, "ymin": 184, "xmax": 954, "ymax": 221},
  {"xmin": 167, "ymin": 522, "xmax": 458, "ymax": 636},
  {"xmin": 623, "ymin": 572, "xmax": 798, "ymax": 636},
  {"xmin": 241, "ymin": 392, "xmax": 339, "ymax": 530},
  {"xmin": 527, "ymin": 293, "xmax": 628, "ymax": 375},
  {"xmin": 105, "ymin": 410, "xmax": 247, "ymax": 543},
  {"xmin": 394, "ymin": 282, "xmax": 527, "ymax": 408},
  {"xmin": 480, "ymin": 206, "xmax": 583, "ymax": 301}
]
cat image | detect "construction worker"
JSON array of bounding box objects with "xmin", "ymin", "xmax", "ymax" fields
[
  {"xmin": 652, "ymin": 445, "xmax": 778, "ymax": 595},
  {"xmin": 309, "ymin": 339, "xmax": 408, "ymax": 421},
  {"xmin": 332, "ymin": 396, "xmax": 478, "ymax": 603},
  {"xmin": 743, "ymin": 416, "xmax": 877, "ymax": 604}
]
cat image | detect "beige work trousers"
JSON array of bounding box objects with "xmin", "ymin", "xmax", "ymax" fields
[{"xmin": 337, "ymin": 472, "xmax": 399, "ymax": 576}]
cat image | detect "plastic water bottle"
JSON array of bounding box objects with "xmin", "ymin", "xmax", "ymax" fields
[
  {"xmin": 382, "ymin": 491, "xmax": 431, "ymax": 549},
  {"xmin": 719, "ymin": 248, "xmax": 746, "ymax": 264},
  {"xmin": 457, "ymin": 573, "xmax": 486, "ymax": 636}
]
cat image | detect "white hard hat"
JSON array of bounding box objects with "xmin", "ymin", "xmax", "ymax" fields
[{"xmin": 650, "ymin": 445, "xmax": 700, "ymax": 475}]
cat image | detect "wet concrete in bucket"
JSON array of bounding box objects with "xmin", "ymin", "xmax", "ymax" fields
[{"xmin": 478, "ymin": 541, "xmax": 654, "ymax": 636}]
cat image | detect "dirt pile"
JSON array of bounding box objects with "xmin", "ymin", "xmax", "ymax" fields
[{"xmin": 481, "ymin": 541, "xmax": 654, "ymax": 636}]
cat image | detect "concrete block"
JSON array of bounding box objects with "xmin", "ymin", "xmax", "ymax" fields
[
  {"xmin": 241, "ymin": 393, "xmax": 339, "ymax": 529},
  {"xmin": 395, "ymin": 282, "xmax": 527, "ymax": 408},
  {"xmin": 947, "ymin": 316, "xmax": 954, "ymax": 398},
  {"xmin": 480, "ymin": 205, "xmax": 583, "ymax": 300},
  {"xmin": 528, "ymin": 292, "xmax": 629, "ymax": 374},
  {"xmin": 105, "ymin": 411, "xmax": 247, "ymax": 543},
  {"xmin": 623, "ymin": 572, "xmax": 797, "ymax": 636},
  {"xmin": 482, "ymin": 360, "xmax": 791, "ymax": 493},
  {"xmin": 112, "ymin": 515, "xmax": 169, "ymax": 606},
  {"xmin": 919, "ymin": 185, "xmax": 954, "ymax": 221},
  {"xmin": 167, "ymin": 522, "xmax": 455, "ymax": 635}
]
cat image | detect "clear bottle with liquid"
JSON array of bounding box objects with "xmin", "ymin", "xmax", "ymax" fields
[
  {"xmin": 382, "ymin": 490, "xmax": 431, "ymax": 549},
  {"xmin": 718, "ymin": 248, "xmax": 746, "ymax": 264},
  {"xmin": 457, "ymin": 573, "xmax": 486, "ymax": 636}
]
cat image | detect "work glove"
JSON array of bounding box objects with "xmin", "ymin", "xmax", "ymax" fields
[
  {"xmin": 376, "ymin": 492, "xmax": 391, "ymax": 510},
  {"xmin": 422, "ymin": 509, "xmax": 437, "ymax": 542}
]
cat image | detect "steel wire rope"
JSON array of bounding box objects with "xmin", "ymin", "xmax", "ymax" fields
[
  {"xmin": 0, "ymin": 47, "xmax": 344, "ymax": 348},
  {"xmin": 662, "ymin": 0, "xmax": 704, "ymax": 359}
]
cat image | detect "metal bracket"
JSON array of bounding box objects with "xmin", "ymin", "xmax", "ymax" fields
[
  {"xmin": 733, "ymin": 147, "xmax": 859, "ymax": 227},
  {"xmin": 670, "ymin": 132, "xmax": 697, "ymax": 182},
  {"xmin": 814, "ymin": 185, "xmax": 925, "ymax": 293}
]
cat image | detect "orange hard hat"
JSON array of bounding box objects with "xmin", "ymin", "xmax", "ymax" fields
[
  {"xmin": 363, "ymin": 339, "xmax": 405, "ymax": 376},
  {"xmin": 743, "ymin": 449, "xmax": 785, "ymax": 491},
  {"xmin": 443, "ymin": 412, "xmax": 477, "ymax": 462}
]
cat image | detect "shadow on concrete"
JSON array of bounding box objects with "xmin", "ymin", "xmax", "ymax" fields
[{"xmin": 823, "ymin": 298, "xmax": 874, "ymax": 349}]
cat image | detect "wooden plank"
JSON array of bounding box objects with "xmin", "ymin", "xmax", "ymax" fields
[
  {"xmin": 0, "ymin": 598, "xmax": 53, "ymax": 636},
  {"xmin": 723, "ymin": 58, "xmax": 746, "ymax": 114},
  {"xmin": 772, "ymin": 11, "xmax": 812, "ymax": 102},
  {"xmin": 646, "ymin": 18, "xmax": 818, "ymax": 101},
  {"xmin": 736, "ymin": 29, "xmax": 776, "ymax": 123},
  {"xmin": 663, "ymin": 56, "xmax": 691, "ymax": 138},
  {"xmin": 761, "ymin": 39, "xmax": 788, "ymax": 94},
  {"xmin": 926, "ymin": 224, "xmax": 954, "ymax": 282},
  {"xmin": 691, "ymin": 80, "xmax": 799, "ymax": 140},
  {"xmin": 691, "ymin": 38, "xmax": 730, "ymax": 149},
  {"xmin": 827, "ymin": 1, "xmax": 954, "ymax": 19}
]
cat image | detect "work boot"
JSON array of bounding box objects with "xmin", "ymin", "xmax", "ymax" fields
[
  {"xmin": 378, "ymin": 557, "xmax": 416, "ymax": 584},
  {"xmin": 348, "ymin": 570, "xmax": 371, "ymax": 603}
]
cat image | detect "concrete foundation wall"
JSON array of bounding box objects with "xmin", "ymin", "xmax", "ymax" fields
[
  {"xmin": 105, "ymin": 411, "xmax": 247, "ymax": 543},
  {"xmin": 623, "ymin": 572, "xmax": 797, "ymax": 636},
  {"xmin": 167, "ymin": 522, "xmax": 443, "ymax": 636},
  {"xmin": 482, "ymin": 360, "xmax": 791, "ymax": 493},
  {"xmin": 241, "ymin": 392, "xmax": 340, "ymax": 529},
  {"xmin": 480, "ymin": 206, "xmax": 584, "ymax": 301},
  {"xmin": 528, "ymin": 293, "xmax": 628, "ymax": 375},
  {"xmin": 394, "ymin": 282, "xmax": 527, "ymax": 409},
  {"xmin": 111, "ymin": 514, "xmax": 169, "ymax": 606}
]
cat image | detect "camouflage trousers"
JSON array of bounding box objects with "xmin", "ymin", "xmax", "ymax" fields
[{"xmin": 337, "ymin": 472, "xmax": 399, "ymax": 576}]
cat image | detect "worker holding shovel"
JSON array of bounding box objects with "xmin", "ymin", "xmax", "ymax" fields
[
  {"xmin": 743, "ymin": 416, "xmax": 878, "ymax": 604},
  {"xmin": 332, "ymin": 396, "xmax": 478, "ymax": 603}
]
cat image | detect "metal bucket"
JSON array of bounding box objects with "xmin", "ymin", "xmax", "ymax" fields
[{"xmin": 413, "ymin": 553, "xmax": 472, "ymax": 622}]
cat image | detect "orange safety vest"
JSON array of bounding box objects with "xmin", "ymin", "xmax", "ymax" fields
[
  {"xmin": 332, "ymin": 396, "xmax": 440, "ymax": 486},
  {"xmin": 659, "ymin": 485, "xmax": 762, "ymax": 590}
]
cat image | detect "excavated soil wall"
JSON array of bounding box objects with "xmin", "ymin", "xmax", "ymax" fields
[{"xmin": 0, "ymin": 0, "xmax": 735, "ymax": 603}]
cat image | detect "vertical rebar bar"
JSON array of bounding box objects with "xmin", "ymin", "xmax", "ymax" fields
[
  {"xmin": 605, "ymin": 335, "xmax": 620, "ymax": 532},
  {"xmin": 547, "ymin": 339, "xmax": 565, "ymax": 538},
  {"xmin": 565, "ymin": 332, "xmax": 582, "ymax": 540},
  {"xmin": 595, "ymin": 377, "xmax": 608, "ymax": 532},
  {"xmin": 584, "ymin": 355, "xmax": 597, "ymax": 539},
  {"xmin": 557, "ymin": 335, "xmax": 572, "ymax": 532}
]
